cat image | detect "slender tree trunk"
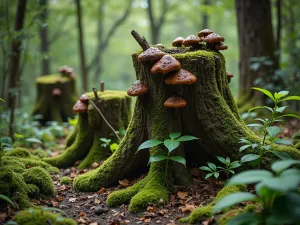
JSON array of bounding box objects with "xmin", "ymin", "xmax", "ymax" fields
[
  {"xmin": 75, "ymin": 0, "xmax": 88, "ymax": 91},
  {"xmin": 236, "ymin": 0, "xmax": 277, "ymax": 104},
  {"xmin": 201, "ymin": 0, "xmax": 209, "ymax": 28},
  {"xmin": 7, "ymin": 0, "xmax": 27, "ymax": 137},
  {"xmin": 39, "ymin": 0, "xmax": 50, "ymax": 75}
]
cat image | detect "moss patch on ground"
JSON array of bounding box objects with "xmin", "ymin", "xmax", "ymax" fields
[
  {"xmin": 0, "ymin": 148, "xmax": 57, "ymax": 208},
  {"xmin": 11, "ymin": 208, "xmax": 77, "ymax": 225}
]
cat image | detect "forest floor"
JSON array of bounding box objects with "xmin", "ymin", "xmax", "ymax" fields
[{"xmin": 1, "ymin": 119, "xmax": 299, "ymax": 225}]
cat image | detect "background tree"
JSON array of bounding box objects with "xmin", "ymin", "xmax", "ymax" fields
[{"xmin": 39, "ymin": 0, "xmax": 50, "ymax": 75}]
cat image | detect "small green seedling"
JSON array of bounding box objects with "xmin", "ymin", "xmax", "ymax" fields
[
  {"xmin": 239, "ymin": 88, "xmax": 300, "ymax": 168},
  {"xmin": 100, "ymin": 138, "xmax": 119, "ymax": 153},
  {"xmin": 213, "ymin": 159, "xmax": 300, "ymax": 225},
  {"xmin": 200, "ymin": 156, "xmax": 241, "ymax": 179},
  {"xmin": 137, "ymin": 132, "xmax": 198, "ymax": 185}
]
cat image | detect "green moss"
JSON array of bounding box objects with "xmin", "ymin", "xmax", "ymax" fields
[
  {"xmin": 295, "ymin": 142, "xmax": 300, "ymax": 150},
  {"xmin": 12, "ymin": 208, "xmax": 77, "ymax": 225},
  {"xmin": 6, "ymin": 148, "xmax": 31, "ymax": 158},
  {"xmin": 36, "ymin": 74, "xmax": 70, "ymax": 84},
  {"xmin": 23, "ymin": 167, "xmax": 55, "ymax": 199},
  {"xmin": 60, "ymin": 176, "xmax": 72, "ymax": 185},
  {"xmin": 31, "ymin": 149, "xmax": 48, "ymax": 159},
  {"xmin": 179, "ymin": 185, "xmax": 247, "ymax": 224}
]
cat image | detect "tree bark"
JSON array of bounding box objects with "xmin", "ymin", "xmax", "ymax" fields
[
  {"xmin": 72, "ymin": 38, "xmax": 300, "ymax": 212},
  {"xmin": 201, "ymin": 0, "xmax": 210, "ymax": 28},
  {"xmin": 75, "ymin": 0, "xmax": 88, "ymax": 91},
  {"xmin": 7, "ymin": 0, "xmax": 27, "ymax": 137},
  {"xmin": 236, "ymin": 0, "xmax": 277, "ymax": 105},
  {"xmin": 39, "ymin": 0, "xmax": 50, "ymax": 75},
  {"xmin": 44, "ymin": 90, "xmax": 132, "ymax": 169}
]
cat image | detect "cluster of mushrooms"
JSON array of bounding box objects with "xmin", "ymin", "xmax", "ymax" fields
[
  {"xmin": 58, "ymin": 65, "xmax": 76, "ymax": 79},
  {"xmin": 171, "ymin": 28, "xmax": 228, "ymax": 51},
  {"xmin": 127, "ymin": 47, "xmax": 197, "ymax": 108},
  {"xmin": 72, "ymin": 93, "xmax": 89, "ymax": 113}
]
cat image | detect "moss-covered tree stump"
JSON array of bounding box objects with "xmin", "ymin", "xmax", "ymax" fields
[
  {"xmin": 72, "ymin": 32, "xmax": 300, "ymax": 213},
  {"xmin": 31, "ymin": 73, "xmax": 78, "ymax": 123},
  {"xmin": 44, "ymin": 90, "xmax": 131, "ymax": 169}
]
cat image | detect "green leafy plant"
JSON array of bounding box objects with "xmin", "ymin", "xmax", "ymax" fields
[
  {"xmin": 137, "ymin": 132, "xmax": 198, "ymax": 185},
  {"xmin": 200, "ymin": 156, "xmax": 241, "ymax": 179},
  {"xmin": 239, "ymin": 88, "xmax": 300, "ymax": 168},
  {"xmin": 0, "ymin": 194, "xmax": 16, "ymax": 208},
  {"xmin": 100, "ymin": 138, "xmax": 119, "ymax": 153},
  {"xmin": 213, "ymin": 159, "xmax": 300, "ymax": 225}
]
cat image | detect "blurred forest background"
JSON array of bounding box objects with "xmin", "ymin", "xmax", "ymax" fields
[{"xmin": 0, "ymin": 0, "xmax": 300, "ymax": 114}]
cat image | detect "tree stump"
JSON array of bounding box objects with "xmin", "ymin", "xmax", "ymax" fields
[
  {"xmin": 72, "ymin": 37, "xmax": 300, "ymax": 212},
  {"xmin": 44, "ymin": 90, "xmax": 131, "ymax": 169},
  {"xmin": 31, "ymin": 73, "xmax": 78, "ymax": 123}
]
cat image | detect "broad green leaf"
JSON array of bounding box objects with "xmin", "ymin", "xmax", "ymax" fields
[
  {"xmin": 271, "ymin": 151, "xmax": 293, "ymax": 160},
  {"xmin": 25, "ymin": 138, "xmax": 43, "ymax": 144},
  {"xmin": 14, "ymin": 133, "xmax": 24, "ymax": 139},
  {"xmin": 176, "ymin": 135, "xmax": 198, "ymax": 142},
  {"xmin": 216, "ymin": 156, "xmax": 226, "ymax": 164},
  {"xmin": 205, "ymin": 172, "xmax": 214, "ymax": 179},
  {"xmin": 225, "ymin": 157, "xmax": 230, "ymax": 164},
  {"xmin": 277, "ymin": 91, "xmax": 289, "ymax": 98},
  {"xmin": 213, "ymin": 192, "xmax": 258, "ymax": 213},
  {"xmin": 0, "ymin": 136, "xmax": 13, "ymax": 146},
  {"xmin": 169, "ymin": 132, "xmax": 181, "ymax": 140},
  {"xmin": 227, "ymin": 170, "xmax": 273, "ymax": 185},
  {"xmin": 266, "ymin": 126, "xmax": 280, "ymax": 138},
  {"xmin": 255, "ymin": 118, "xmax": 266, "ymax": 123},
  {"xmin": 274, "ymin": 139, "xmax": 293, "ymax": 145},
  {"xmin": 170, "ymin": 156, "xmax": 186, "ymax": 167},
  {"xmin": 148, "ymin": 154, "xmax": 167, "ymax": 164},
  {"xmin": 251, "ymin": 87, "xmax": 275, "ymax": 102},
  {"xmin": 199, "ymin": 166, "xmax": 213, "ymax": 172},
  {"xmin": 137, "ymin": 140, "xmax": 163, "ymax": 151},
  {"xmin": 110, "ymin": 143, "xmax": 119, "ymax": 152},
  {"xmin": 271, "ymin": 160, "xmax": 300, "ymax": 173},
  {"xmin": 276, "ymin": 114, "xmax": 300, "ymax": 119},
  {"xmin": 0, "ymin": 194, "xmax": 16, "ymax": 208},
  {"xmin": 208, "ymin": 162, "xmax": 217, "ymax": 171},
  {"xmin": 240, "ymin": 154, "xmax": 260, "ymax": 163},
  {"xmin": 248, "ymin": 106, "xmax": 273, "ymax": 113},
  {"xmin": 260, "ymin": 176, "xmax": 300, "ymax": 192},
  {"xmin": 214, "ymin": 172, "xmax": 219, "ymax": 178},
  {"xmin": 239, "ymin": 145, "xmax": 251, "ymax": 152},
  {"xmin": 0, "ymin": 98, "xmax": 5, "ymax": 102},
  {"xmin": 228, "ymin": 213, "xmax": 260, "ymax": 225},
  {"xmin": 164, "ymin": 139, "xmax": 180, "ymax": 152},
  {"xmin": 229, "ymin": 162, "xmax": 241, "ymax": 169},
  {"xmin": 247, "ymin": 124, "xmax": 263, "ymax": 127},
  {"xmin": 279, "ymin": 96, "xmax": 300, "ymax": 102},
  {"xmin": 275, "ymin": 106, "xmax": 288, "ymax": 113},
  {"xmin": 239, "ymin": 138, "xmax": 252, "ymax": 144}
]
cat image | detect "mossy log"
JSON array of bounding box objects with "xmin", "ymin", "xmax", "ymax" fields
[
  {"xmin": 44, "ymin": 90, "xmax": 131, "ymax": 169},
  {"xmin": 72, "ymin": 48, "xmax": 300, "ymax": 212},
  {"xmin": 31, "ymin": 74, "xmax": 78, "ymax": 123}
]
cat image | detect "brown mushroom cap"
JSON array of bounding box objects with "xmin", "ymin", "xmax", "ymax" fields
[
  {"xmin": 80, "ymin": 93, "xmax": 89, "ymax": 102},
  {"xmin": 138, "ymin": 47, "xmax": 165, "ymax": 63},
  {"xmin": 52, "ymin": 88, "xmax": 61, "ymax": 96},
  {"xmin": 172, "ymin": 37, "xmax": 185, "ymax": 47},
  {"xmin": 164, "ymin": 95, "xmax": 187, "ymax": 108},
  {"xmin": 127, "ymin": 80, "xmax": 149, "ymax": 96},
  {"xmin": 182, "ymin": 35, "xmax": 202, "ymax": 47},
  {"xmin": 226, "ymin": 71, "xmax": 234, "ymax": 83},
  {"xmin": 73, "ymin": 100, "xmax": 87, "ymax": 113},
  {"xmin": 215, "ymin": 42, "xmax": 228, "ymax": 50},
  {"xmin": 155, "ymin": 43, "xmax": 165, "ymax": 48},
  {"xmin": 165, "ymin": 69, "xmax": 197, "ymax": 85},
  {"xmin": 198, "ymin": 29, "xmax": 213, "ymax": 38},
  {"xmin": 151, "ymin": 55, "xmax": 181, "ymax": 75},
  {"xmin": 204, "ymin": 33, "xmax": 225, "ymax": 43}
]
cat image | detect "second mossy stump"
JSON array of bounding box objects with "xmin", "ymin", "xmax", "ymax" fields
[
  {"xmin": 44, "ymin": 90, "xmax": 131, "ymax": 169},
  {"xmin": 31, "ymin": 74, "xmax": 78, "ymax": 124}
]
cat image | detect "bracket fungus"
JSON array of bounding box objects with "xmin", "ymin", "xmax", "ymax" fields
[
  {"xmin": 226, "ymin": 71, "xmax": 234, "ymax": 83},
  {"xmin": 138, "ymin": 47, "xmax": 165, "ymax": 63},
  {"xmin": 165, "ymin": 69, "xmax": 197, "ymax": 85},
  {"xmin": 127, "ymin": 80, "xmax": 149, "ymax": 96},
  {"xmin": 198, "ymin": 29, "xmax": 213, "ymax": 39},
  {"xmin": 72, "ymin": 100, "xmax": 87, "ymax": 113},
  {"xmin": 164, "ymin": 95, "xmax": 187, "ymax": 108},
  {"xmin": 172, "ymin": 37, "xmax": 185, "ymax": 47},
  {"xmin": 151, "ymin": 55, "xmax": 181, "ymax": 75},
  {"xmin": 182, "ymin": 35, "xmax": 202, "ymax": 49}
]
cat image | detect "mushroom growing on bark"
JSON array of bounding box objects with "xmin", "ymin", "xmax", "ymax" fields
[
  {"xmin": 155, "ymin": 43, "xmax": 165, "ymax": 49},
  {"xmin": 52, "ymin": 88, "xmax": 61, "ymax": 96},
  {"xmin": 138, "ymin": 47, "xmax": 165, "ymax": 63},
  {"xmin": 198, "ymin": 29, "xmax": 213, "ymax": 39},
  {"xmin": 73, "ymin": 100, "xmax": 87, "ymax": 113},
  {"xmin": 172, "ymin": 37, "xmax": 185, "ymax": 47},
  {"xmin": 226, "ymin": 71, "xmax": 234, "ymax": 83},
  {"xmin": 79, "ymin": 93, "xmax": 89, "ymax": 103},
  {"xmin": 215, "ymin": 42, "xmax": 228, "ymax": 51},
  {"xmin": 182, "ymin": 35, "xmax": 202, "ymax": 49},
  {"xmin": 127, "ymin": 80, "xmax": 149, "ymax": 96},
  {"xmin": 165, "ymin": 69, "xmax": 197, "ymax": 85},
  {"xmin": 164, "ymin": 95, "xmax": 187, "ymax": 108},
  {"xmin": 203, "ymin": 33, "xmax": 225, "ymax": 50},
  {"xmin": 151, "ymin": 55, "xmax": 181, "ymax": 75}
]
